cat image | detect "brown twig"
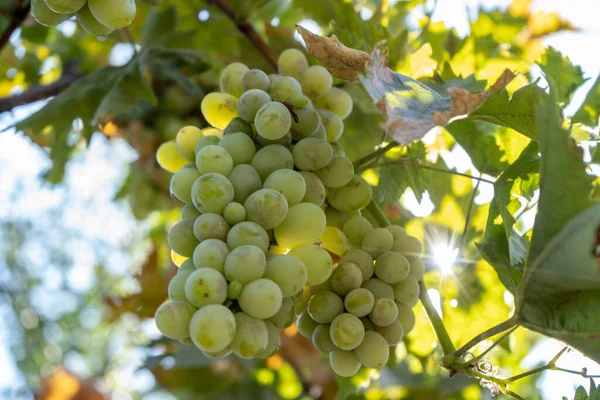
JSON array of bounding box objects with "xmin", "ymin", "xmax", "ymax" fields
[
  {"xmin": 207, "ymin": 0, "xmax": 278, "ymax": 71},
  {"xmin": 0, "ymin": 0, "xmax": 30, "ymax": 55}
]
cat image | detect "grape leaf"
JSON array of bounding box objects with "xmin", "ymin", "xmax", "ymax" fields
[
  {"xmin": 539, "ymin": 47, "xmax": 586, "ymax": 105},
  {"xmin": 143, "ymin": 6, "xmax": 178, "ymax": 45},
  {"xmin": 375, "ymin": 142, "xmax": 429, "ymax": 203},
  {"xmin": 573, "ymin": 74, "xmax": 600, "ymax": 127}
]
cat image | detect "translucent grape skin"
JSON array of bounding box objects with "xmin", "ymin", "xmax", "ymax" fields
[
  {"xmin": 330, "ymin": 313, "xmax": 365, "ymax": 351},
  {"xmin": 193, "ymin": 239, "xmax": 230, "ymax": 272},
  {"xmin": 288, "ymin": 244, "xmax": 333, "ymax": 286},
  {"xmin": 259, "ymin": 321, "xmax": 281, "ymax": 358},
  {"xmin": 251, "ymin": 144, "xmax": 294, "ymax": 182},
  {"xmin": 32, "ymin": 0, "xmax": 74, "ymax": 27},
  {"xmin": 353, "ymin": 331, "xmax": 389, "ymax": 368},
  {"xmin": 226, "ymin": 221, "xmax": 270, "ymax": 253},
  {"xmin": 392, "ymin": 235, "xmax": 424, "ymax": 258},
  {"xmin": 264, "ymin": 255, "xmax": 308, "ymax": 297},
  {"xmin": 195, "ymin": 135, "xmax": 221, "ymax": 154},
  {"xmin": 88, "ymin": 0, "xmax": 136, "ymax": 29},
  {"xmin": 218, "ymin": 132, "xmax": 256, "ymax": 165},
  {"xmin": 168, "ymin": 270, "xmax": 192, "ymax": 302},
  {"xmin": 191, "ymin": 173, "xmax": 234, "ymax": 214},
  {"xmin": 301, "ymin": 66, "xmax": 333, "ymax": 100},
  {"xmin": 375, "ymin": 319, "xmax": 403, "ymax": 346},
  {"xmin": 277, "ymin": 48, "xmax": 309, "ymax": 80},
  {"xmin": 184, "ymin": 268, "xmax": 228, "ymax": 308},
  {"xmin": 239, "ymin": 279, "xmax": 283, "ymax": 319},
  {"xmin": 298, "ymin": 171, "xmax": 326, "ymax": 206},
  {"xmin": 296, "ymin": 310, "xmax": 319, "ymax": 338},
  {"xmin": 290, "ymin": 107, "xmax": 321, "ymax": 140},
  {"xmin": 362, "ymin": 228, "xmax": 394, "ymax": 258},
  {"xmin": 155, "ymin": 301, "xmax": 196, "ymax": 340},
  {"xmin": 375, "ymin": 251, "xmax": 410, "ymax": 284},
  {"xmin": 227, "ymin": 280, "xmax": 243, "ymax": 299},
  {"xmin": 329, "ymin": 349, "xmax": 361, "ymax": 377},
  {"xmin": 237, "ymin": 89, "xmax": 271, "ymax": 123},
  {"xmin": 325, "ymin": 207, "xmax": 348, "ymax": 230},
  {"xmin": 176, "ymin": 126, "xmax": 204, "ymax": 161},
  {"xmin": 314, "ymin": 87, "xmax": 354, "ymax": 119},
  {"xmin": 269, "ymin": 297, "xmax": 296, "ymax": 329},
  {"xmin": 314, "ymin": 156, "xmax": 354, "ymax": 188},
  {"xmin": 46, "ymin": 0, "xmax": 86, "ymax": 14},
  {"xmin": 274, "ymin": 203, "xmax": 326, "ymax": 251},
  {"xmin": 255, "ymin": 130, "xmax": 292, "ymax": 148},
  {"xmin": 223, "ymin": 202, "xmax": 246, "ymax": 225},
  {"xmin": 228, "ymin": 164, "xmax": 262, "ymax": 204},
  {"xmin": 269, "ymin": 76, "xmax": 303, "ymax": 103},
  {"xmin": 312, "ymin": 324, "xmax": 336, "ymax": 353},
  {"xmin": 293, "ymin": 138, "xmax": 333, "ymax": 171},
  {"xmin": 181, "ymin": 203, "xmax": 201, "ymax": 220},
  {"xmin": 196, "ymin": 145, "xmax": 234, "ymax": 176},
  {"xmin": 201, "ymin": 92, "xmax": 239, "ymax": 129},
  {"xmin": 168, "ymin": 218, "xmax": 199, "ymax": 257},
  {"xmin": 327, "ymin": 175, "xmax": 373, "ymax": 214},
  {"xmin": 157, "ymin": 141, "xmax": 188, "ymax": 173},
  {"xmin": 263, "ymin": 169, "xmax": 306, "ymax": 206},
  {"xmin": 224, "ymin": 245, "xmax": 266, "ymax": 284},
  {"xmin": 220, "ymin": 63, "xmax": 249, "ymax": 98},
  {"xmin": 369, "ymin": 298, "xmax": 398, "ymax": 327},
  {"xmin": 244, "ymin": 188, "xmax": 289, "ymax": 230},
  {"xmin": 396, "ymin": 302, "xmax": 416, "ymax": 333},
  {"xmin": 76, "ymin": 3, "xmax": 114, "ymax": 35},
  {"xmin": 254, "ymin": 102, "xmax": 292, "ymax": 140},
  {"xmin": 319, "ymin": 226, "xmax": 352, "ymax": 257},
  {"xmin": 224, "ymin": 117, "xmax": 253, "ymax": 137},
  {"xmin": 361, "ymin": 278, "xmax": 395, "ymax": 300},
  {"xmin": 343, "ymin": 216, "xmax": 373, "ymax": 247},
  {"xmin": 344, "ymin": 288, "xmax": 375, "ymax": 317},
  {"xmin": 341, "ymin": 249, "xmax": 374, "ymax": 282},
  {"xmin": 193, "ymin": 213, "xmax": 230, "ymax": 242},
  {"xmin": 242, "ymin": 69, "xmax": 271, "ymax": 92},
  {"xmin": 317, "ymin": 109, "xmax": 344, "ymax": 143},
  {"xmin": 408, "ymin": 257, "xmax": 426, "ymax": 281},
  {"xmin": 331, "ymin": 262, "xmax": 363, "ymax": 296},
  {"xmin": 189, "ymin": 305, "xmax": 236, "ymax": 353},
  {"xmin": 231, "ymin": 312, "xmax": 268, "ymax": 359},
  {"xmin": 393, "ymin": 276, "xmax": 420, "ymax": 306},
  {"xmin": 308, "ymin": 291, "xmax": 344, "ymax": 323},
  {"xmin": 170, "ymin": 168, "xmax": 201, "ymax": 203}
]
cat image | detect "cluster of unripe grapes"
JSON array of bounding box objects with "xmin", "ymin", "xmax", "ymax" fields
[
  {"xmin": 153, "ymin": 48, "xmax": 424, "ymax": 376},
  {"xmin": 31, "ymin": 0, "xmax": 149, "ymax": 35}
]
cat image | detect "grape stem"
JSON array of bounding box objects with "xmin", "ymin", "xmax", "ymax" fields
[
  {"xmin": 366, "ymin": 200, "xmax": 391, "ymax": 227},
  {"xmin": 207, "ymin": 0, "xmax": 278, "ymax": 71},
  {"xmin": 352, "ymin": 141, "xmax": 399, "ymax": 169},
  {"xmin": 418, "ymin": 281, "xmax": 456, "ymax": 356},
  {"xmin": 452, "ymin": 316, "xmax": 518, "ymax": 359}
]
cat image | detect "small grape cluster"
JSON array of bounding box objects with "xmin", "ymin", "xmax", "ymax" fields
[
  {"xmin": 31, "ymin": 0, "xmax": 148, "ymax": 35},
  {"xmin": 154, "ymin": 49, "xmax": 424, "ymax": 375}
]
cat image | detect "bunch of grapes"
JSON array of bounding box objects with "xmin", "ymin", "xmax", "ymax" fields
[
  {"xmin": 30, "ymin": 0, "xmax": 150, "ymax": 35},
  {"xmin": 154, "ymin": 48, "xmax": 424, "ymax": 375}
]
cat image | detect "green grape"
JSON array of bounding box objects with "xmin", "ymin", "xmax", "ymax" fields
[
  {"xmin": 311, "ymin": 123, "xmax": 327, "ymax": 140},
  {"xmin": 361, "ymin": 278, "xmax": 394, "ymax": 300},
  {"xmin": 237, "ymin": 89, "xmax": 271, "ymax": 123},
  {"xmin": 290, "ymin": 107, "xmax": 321, "ymax": 140},
  {"xmin": 362, "ymin": 228, "xmax": 394, "ymax": 258},
  {"xmin": 157, "ymin": 141, "xmax": 188, "ymax": 173},
  {"xmin": 408, "ymin": 257, "xmax": 425, "ymax": 281},
  {"xmin": 269, "ymin": 297, "xmax": 296, "ymax": 329},
  {"xmin": 327, "ymin": 175, "xmax": 373, "ymax": 214},
  {"xmin": 374, "ymin": 251, "xmax": 410, "ymax": 284},
  {"xmin": 201, "ymin": 127, "xmax": 224, "ymax": 138},
  {"xmin": 243, "ymin": 189, "xmax": 288, "ymax": 230},
  {"xmin": 87, "ymin": 0, "xmax": 136, "ymax": 29},
  {"xmin": 269, "ymin": 76, "xmax": 303, "ymax": 103},
  {"xmin": 278, "ymin": 48, "xmax": 309, "ymax": 80},
  {"xmin": 395, "ymin": 303, "xmax": 416, "ymax": 333},
  {"xmin": 292, "ymin": 138, "xmax": 333, "ymax": 171},
  {"xmin": 296, "ymin": 310, "xmax": 319, "ymax": 338},
  {"xmin": 341, "ymin": 249, "xmax": 374, "ymax": 282},
  {"xmin": 203, "ymin": 347, "xmax": 232, "ymax": 359},
  {"xmin": 255, "ymin": 131, "xmax": 292, "ymax": 148},
  {"xmin": 228, "ymin": 164, "xmax": 262, "ymax": 204},
  {"xmin": 330, "ymin": 349, "xmax": 360, "ymax": 377},
  {"xmin": 170, "ymin": 168, "xmax": 201, "ymax": 203},
  {"xmin": 259, "ymin": 321, "xmax": 281, "ymax": 358},
  {"xmin": 263, "ymin": 169, "xmax": 306, "ymax": 206},
  {"xmin": 369, "ymin": 298, "xmax": 398, "ymax": 327},
  {"xmin": 342, "ymin": 216, "xmax": 373, "ymax": 247},
  {"xmin": 331, "ymin": 262, "xmax": 362, "ymax": 296},
  {"xmin": 392, "ymin": 235, "xmax": 423, "ymax": 258},
  {"xmin": 176, "ymin": 126, "xmax": 204, "ymax": 161},
  {"xmin": 325, "ymin": 207, "xmax": 348, "ymax": 230},
  {"xmin": 193, "ymin": 213, "xmax": 230, "ymax": 242},
  {"xmin": 298, "ymin": 171, "xmax": 326, "ymax": 206},
  {"xmin": 168, "ymin": 270, "xmax": 192, "ymax": 302},
  {"xmin": 330, "ymin": 313, "xmax": 365, "ymax": 350},
  {"xmin": 195, "ymin": 145, "xmax": 234, "ymax": 176},
  {"xmin": 45, "ymin": 0, "xmax": 85, "ymax": 14},
  {"xmin": 312, "ymin": 324, "xmax": 336, "ymax": 353},
  {"xmin": 76, "ymin": 4, "xmax": 114, "ymax": 35},
  {"xmin": 191, "ymin": 173, "xmax": 234, "ymax": 214},
  {"xmin": 181, "ymin": 203, "xmax": 201, "ymax": 220},
  {"xmin": 353, "ymin": 331, "xmax": 389, "ymax": 368},
  {"xmin": 201, "ymin": 92, "xmax": 239, "ymax": 129},
  {"xmin": 319, "ymin": 226, "xmax": 352, "ymax": 257},
  {"xmin": 242, "ymin": 69, "xmax": 271, "ymax": 92},
  {"xmin": 224, "ymin": 245, "xmax": 266, "ymax": 284},
  {"xmin": 309, "ymin": 278, "xmax": 333, "ymax": 295},
  {"xmin": 308, "ymin": 291, "xmax": 343, "ymax": 323},
  {"xmin": 226, "ymin": 221, "xmax": 269, "ymax": 253},
  {"xmin": 375, "ymin": 319, "xmax": 403, "ymax": 346},
  {"xmin": 254, "ymin": 102, "xmax": 292, "ymax": 140},
  {"xmin": 178, "ymin": 259, "xmax": 195, "ymax": 272},
  {"xmin": 314, "ymin": 156, "xmax": 354, "ymax": 188},
  {"xmin": 361, "ymin": 317, "xmax": 376, "ymax": 331},
  {"xmin": 393, "ymin": 276, "xmax": 420, "ymax": 306},
  {"xmin": 223, "ymin": 202, "xmax": 246, "ymax": 225},
  {"xmin": 264, "ymin": 255, "xmax": 307, "ymax": 297},
  {"xmin": 301, "ymin": 66, "xmax": 333, "ymax": 100},
  {"xmin": 227, "ymin": 280, "xmax": 243, "ymax": 299},
  {"xmin": 239, "ymin": 279, "xmax": 283, "ymax": 319},
  {"xmin": 195, "ymin": 135, "xmax": 221, "ymax": 154},
  {"xmin": 344, "ymin": 288, "xmax": 375, "ymax": 318},
  {"xmin": 385, "ymin": 225, "xmax": 408, "ymax": 242},
  {"xmin": 331, "ymin": 142, "xmax": 346, "ymax": 157},
  {"xmin": 230, "ymin": 312, "xmax": 268, "ymax": 359},
  {"xmin": 155, "ymin": 301, "xmax": 196, "ymax": 340},
  {"xmin": 220, "ymin": 63, "xmax": 249, "ymax": 98},
  {"xmin": 317, "ymin": 110, "xmax": 344, "ymax": 143},
  {"xmin": 168, "ymin": 218, "xmax": 199, "ymax": 257},
  {"xmin": 218, "ymin": 132, "xmax": 256, "ymax": 165},
  {"xmin": 32, "ymin": 0, "xmax": 74, "ymax": 26},
  {"xmin": 193, "ymin": 239, "xmax": 230, "ymax": 272},
  {"xmin": 251, "ymin": 144, "xmax": 294, "ymax": 181},
  {"xmin": 224, "ymin": 117, "xmax": 253, "ymax": 136},
  {"xmin": 189, "ymin": 304, "xmax": 236, "ymax": 353},
  {"xmin": 314, "ymin": 87, "xmax": 353, "ymax": 119},
  {"xmin": 288, "ymin": 244, "xmax": 332, "ymax": 285},
  {"xmin": 185, "ymin": 268, "xmax": 228, "ymax": 308},
  {"xmin": 274, "ymin": 203, "xmax": 326, "ymax": 250}
]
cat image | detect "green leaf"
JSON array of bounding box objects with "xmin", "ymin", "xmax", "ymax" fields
[
  {"xmin": 575, "ymin": 386, "xmax": 589, "ymax": 400},
  {"xmin": 143, "ymin": 6, "xmax": 178, "ymax": 45},
  {"xmin": 573, "ymin": 74, "xmax": 600, "ymax": 127},
  {"xmin": 145, "ymin": 48, "xmax": 209, "ymax": 97},
  {"xmin": 539, "ymin": 47, "xmax": 586, "ymax": 105},
  {"xmin": 593, "ymin": 145, "xmax": 600, "ymax": 165},
  {"xmin": 376, "ymin": 143, "xmax": 429, "ymax": 203}
]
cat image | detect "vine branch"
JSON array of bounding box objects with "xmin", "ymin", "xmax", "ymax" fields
[
  {"xmin": 418, "ymin": 281, "xmax": 456, "ymax": 356},
  {"xmin": 0, "ymin": 0, "xmax": 30, "ymax": 55},
  {"xmin": 353, "ymin": 141, "xmax": 399, "ymax": 169},
  {"xmin": 452, "ymin": 317, "xmax": 518, "ymax": 359},
  {"xmin": 207, "ymin": 0, "xmax": 278, "ymax": 71}
]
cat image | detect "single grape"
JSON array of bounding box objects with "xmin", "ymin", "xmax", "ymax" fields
[
  {"xmin": 331, "ymin": 262, "xmax": 363, "ymax": 296},
  {"xmin": 385, "ymin": 225, "xmax": 408, "ymax": 242},
  {"xmin": 178, "ymin": 259, "xmax": 195, "ymax": 272},
  {"xmin": 362, "ymin": 228, "xmax": 394, "ymax": 258},
  {"xmin": 193, "ymin": 239, "xmax": 230, "ymax": 272},
  {"xmin": 353, "ymin": 331, "xmax": 389, "ymax": 368},
  {"xmin": 330, "ymin": 313, "xmax": 365, "ymax": 351},
  {"xmin": 254, "ymin": 102, "xmax": 292, "ymax": 140},
  {"xmin": 361, "ymin": 278, "xmax": 394, "ymax": 300},
  {"xmin": 218, "ymin": 132, "xmax": 256, "ymax": 165},
  {"xmin": 396, "ymin": 302, "xmax": 416, "ymax": 333},
  {"xmin": 344, "ymin": 288, "xmax": 375, "ymax": 317},
  {"xmin": 309, "ymin": 278, "xmax": 333, "ymax": 295},
  {"xmin": 308, "ymin": 291, "xmax": 344, "ymax": 323},
  {"xmin": 185, "ymin": 268, "xmax": 228, "ymax": 308},
  {"xmin": 327, "ymin": 175, "xmax": 373, "ymax": 214},
  {"xmin": 168, "ymin": 270, "xmax": 193, "ymax": 302},
  {"xmin": 408, "ymin": 257, "xmax": 425, "ymax": 281},
  {"xmin": 290, "ymin": 174, "xmax": 322, "ymax": 208},
  {"xmin": 311, "ymin": 123, "xmax": 327, "ymax": 140},
  {"xmin": 170, "ymin": 168, "xmax": 201, "ymax": 203},
  {"xmin": 312, "ymin": 324, "xmax": 336, "ymax": 353},
  {"xmin": 292, "ymin": 138, "xmax": 333, "ymax": 171},
  {"xmin": 331, "ymin": 142, "xmax": 346, "ymax": 157},
  {"xmin": 288, "ymin": 244, "xmax": 333, "ymax": 286},
  {"xmin": 296, "ymin": 310, "xmax": 319, "ymax": 338},
  {"xmin": 274, "ymin": 203, "xmax": 326, "ymax": 250},
  {"xmin": 32, "ymin": 0, "xmax": 74, "ymax": 26},
  {"xmin": 263, "ymin": 169, "xmax": 306, "ymax": 206},
  {"xmin": 290, "ymin": 107, "xmax": 321, "ymax": 140},
  {"xmin": 230, "ymin": 312, "xmax": 268, "ymax": 359},
  {"xmin": 228, "ymin": 164, "xmax": 262, "ymax": 204},
  {"xmin": 392, "ymin": 235, "xmax": 423, "ymax": 258},
  {"xmin": 361, "ymin": 317, "xmax": 376, "ymax": 331},
  {"xmin": 157, "ymin": 141, "xmax": 187, "ymax": 173},
  {"xmin": 259, "ymin": 321, "xmax": 281, "ymax": 358},
  {"xmin": 244, "ymin": 188, "xmax": 289, "ymax": 230},
  {"xmin": 172, "ymin": 250, "xmax": 189, "ymax": 268},
  {"xmin": 220, "ymin": 63, "xmax": 249, "ymax": 98},
  {"xmin": 255, "ymin": 131, "xmax": 293, "ymax": 148},
  {"xmin": 227, "ymin": 280, "xmax": 243, "ymax": 299},
  {"xmin": 330, "ymin": 349, "xmax": 361, "ymax": 377},
  {"xmin": 393, "ymin": 276, "xmax": 420, "ymax": 306},
  {"xmin": 319, "ymin": 226, "xmax": 352, "ymax": 257},
  {"xmin": 201, "ymin": 92, "xmax": 239, "ymax": 129},
  {"xmin": 237, "ymin": 89, "xmax": 271, "ymax": 123},
  {"xmin": 251, "ymin": 144, "xmax": 294, "ymax": 181},
  {"xmin": 314, "ymin": 156, "xmax": 354, "ymax": 188},
  {"xmin": 223, "ymin": 202, "xmax": 246, "ymax": 225},
  {"xmin": 341, "ymin": 249, "xmax": 374, "ymax": 282},
  {"xmin": 195, "ymin": 145, "xmax": 234, "ymax": 176},
  {"xmin": 195, "ymin": 135, "xmax": 221, "ymax": 154},
  {"xmin": 269, "ymin": 76, "xmax": 303, "ymax": 103},
  {"xmin": 239, "ymin": 279, "xmax": 283, "ymax": 319},
  {"xmin": 155, "ymin": 301, "xmax": 196, "ymax": 340},
  {"xmin": 224, "ymin": 117, "xmax": 253, "ymax": 136},
  {"xmin": 45, "ymin": 0, "xmax": 85, "ymax": 14},
  {"xmin": 190, "ymin": 304, "xmax": 236, "ymax": 353},
  {"xmin": 269, "ymin": 297, "xmax": 296, "ymax": 329},
  {"xmin": 224, "ymin": 245, "xmax": 266, "ymax": 284},
  {"xmin": 301, "ymin": 66, "xmax": 333, "ymax": 100},
  {"xmin": 226, "ymin": 221, "xmax": 269, "ymax": 253},
  {"xmin": 264, "ymin": 255, "xmax": 308, "ymax": 297},
  {"xmin": 176, "ymin": 126, "xmax": 204, "ymax": 161},
  {"xmin": 168, "ymin": 218, "xmax": 199, "ymax": 257},
  {"xmin": 203, "ymin": 347, "xmax": 232, "ymax": 359},
  {"xmin": 277, "ymin": 49, "xmax": 309, "ymax": 80},
  {"xmin": 181, "ymin": 203, "xmax": 201, "ymax": 220},
  {"xmin": 343, "ymin": 216, "xmax": 373, "ymax": 248},
  {"xmin": 375, "ymin": 319, "xmax": 403, "ymax": 346},
  {"xmin": 317, "ymin": 110, "xmax": 344, "ymax": 143},
  {"xmin": 201, "ymin": 127, "xmax": 224, "ymax": 138},
  {"xmin": 76, "ymin": 4, "xmax": 114, "ymax": 35},
  {"xmin": 193, "ymin": 213, "xmax": 230, "ymax": 242},
  {"xmin": 191, "ymin": 173, "xmax": 234, "ymax": 214},
  {"xmin": 242, "ymin": 69, "xmax": 271, "ymax": 92},
  {"xmin": 325, "ymin": 208, "xmax": 348, "ymax": 230},
  {"xmin": 374, "ymin": 251, "xmax": 410, "ymax": 284},
  {"xmin": 88, "ymin": 0, "xmax": 136, "ymax": 29},
  {"xmin": 314, "ymin": 87, "xmax": 353, "ymax": 119},
  {"xmin": 369, "ymin": 298, "xmax": 398, "ymax": 327}
]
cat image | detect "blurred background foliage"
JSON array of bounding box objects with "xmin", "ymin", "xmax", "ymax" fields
[{"xmin": 0, "ymin": 0, "xmax": 599, "ymax": 399}]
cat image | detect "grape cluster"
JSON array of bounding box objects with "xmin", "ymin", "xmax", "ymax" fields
[
  {"xmin": 31, "ymin": 0, "xmax": 147, "ymax": 35},
  {"xmin": 154, "ymin": 49, "xmax": 424, "ymax": 375}
]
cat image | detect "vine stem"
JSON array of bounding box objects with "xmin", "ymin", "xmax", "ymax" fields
[
  {"xmin": 0, "ymin": 0, "xmax": 30, "ymax": 55},
  {"xmin": 452, "ymin": 317, "xmax": 518, "ymax": 359},
  {"xmin": 418, "ymin": 281, "xmax": 456, "ymax": 355},
  {"xmin": 366, "ymin": 200, "xmax": 391, "ymax": 227},
  {"xmin": 352, "ymin": 141, "xmax": 399, "ymax": 169},
  {"xmin": 467, "ymin": 325, "xmax": 518, "ymax": 367}
]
